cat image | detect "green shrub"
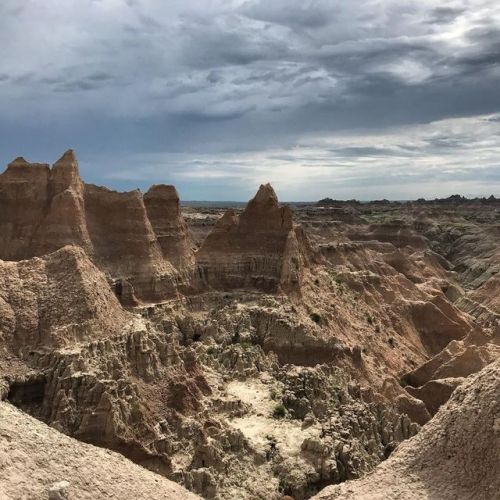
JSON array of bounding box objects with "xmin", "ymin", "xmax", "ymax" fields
[
  {"xmin": 273, "ymin": 404, "xmax": 286, "ymax": 419},
  {"xmin": 240, "ymin": 340, "xmax": 253, "ymax": 350}
]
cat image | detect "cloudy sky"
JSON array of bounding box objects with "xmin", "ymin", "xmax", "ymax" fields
[{"xmin": 1, "ymin": 0, "xmax": 500, "ymax": 200}]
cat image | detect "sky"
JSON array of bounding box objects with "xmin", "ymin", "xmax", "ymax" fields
[{"xmin": 1, "ymin": 0, "xmax": 500, "ymax": 201}]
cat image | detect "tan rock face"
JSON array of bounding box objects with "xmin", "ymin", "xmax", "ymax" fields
[
  {"xmin": 0, "ymin": 246, "xmax": 131, "ymax": 351},
  {"xmin": 0, "ymin": 151, "xmax": 193, "ymax": 303},
  {"xmin": 144, "ymin": 184, "xmax": 194, "ymax": 270},
  {"xmin": 34, "ymin": 150, "xmax": 92, "ymax": 258},
  {"xmin": 83, "ymin": 184, "xmax": 177, "ymax": 302},
  {"xmin": 0, "ymin": 401, "xmax": 199, "ymax": 500},
  {"xmin": 196, "ymin": 183, "xmax": 311, "ymax": 293},
  {"xmin": 0, "ymin": 151, "xmax": 94, "ymax": 260}
]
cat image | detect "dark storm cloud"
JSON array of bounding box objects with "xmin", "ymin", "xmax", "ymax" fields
[
  {"xmin": 327, "ymin": 146, "xmax": 414, "ymax": 158},
  {"xmin": 428, "ymin": 7, "xmax": 467, "ymax": 24},
  {"xmin": 240, "ymin": 1, "xmax": 336, "ymax": 30},
  {"xmin": 177, "ymin": 15, "xmax": 291, "ymax": 69},
  {"xmin": 0, "ymin": 0, "xmax": 499, "ymax": 199}
]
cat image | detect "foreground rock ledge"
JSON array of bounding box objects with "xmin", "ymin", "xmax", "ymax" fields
[{"xmin": 0, "ymin": 401, "xmax": 199, "ymax": 500}]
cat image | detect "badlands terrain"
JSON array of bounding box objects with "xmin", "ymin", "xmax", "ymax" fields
[{"xmin": 0, "ymin": 151, "xmax": 499, "ymax": 499}]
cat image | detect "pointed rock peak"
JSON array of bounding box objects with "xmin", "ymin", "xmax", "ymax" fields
[
  {"xmin": 145, "ymin": 184, "xmax": 179, "ymax": 201},
  {"xmin": 252, "ymin": 183, "xmax": 279, "ymax": 205},
  {"xmin": 53, "ymin": 149, "xmax": 78, "ymax": 168},
  {"xmin": 50, "ymin": 150, "xmax": 82, "ymax": 190},
  {"xmin": 9, "ymin": 156, "xmax": 30, "ymax": 167},
  {"xmin": 7, "ymin": 156, "xmax": 31, "ymax": 169},
  {"xmin": 4, "ymin": 157, "xmax": 50, "ymax": 177},
  {"xmin": 215, "ymin": 209, "xmax": 239, "ymax": 228}
]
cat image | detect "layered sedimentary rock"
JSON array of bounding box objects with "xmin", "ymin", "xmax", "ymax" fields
[
  {"xmin": 83, "ymin": 184, "xmax": 177, "ymax": 303},
  {"xmin": 401, "ymin": 330, "xmax": 500, "ymax": 416},
  {"xmin": 2, "ymin": 153, "xmax": 500, "ymax": 500},
  {"xmin": 144, "ymin": 184, "xmax": 194, "ymax": 270},
  {"xmin": 0, "ymin": 152, "xmax": 91, "ymax": 260},
  {"xmin": 0, "ymin": 151, "xmax": 193, "ymax": 303},
  {"xmin": 196, "ymin": 184, "xmax": 311, "ymax": 293}
]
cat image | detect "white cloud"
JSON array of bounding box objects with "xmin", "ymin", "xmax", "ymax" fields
[{"xmin": 96, "ymin": 113, "xmax": 500, "ymax": 200}]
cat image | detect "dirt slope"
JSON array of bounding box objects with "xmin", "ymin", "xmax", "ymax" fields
[{"xmin": 0, "ymin": 402, "xmax": 199, "ymax": 500}]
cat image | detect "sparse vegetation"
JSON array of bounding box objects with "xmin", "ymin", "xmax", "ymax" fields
[
  {"xmin": 240, "ymin": 340, "xmax": 253, "ymax": 350},
  {"xmin": 272, "ymin": 404, "xmax": 286, "ymax": 419},
  {"xmin": 388, "ymin": 337, "xmax": 395, "ymax": 347}
]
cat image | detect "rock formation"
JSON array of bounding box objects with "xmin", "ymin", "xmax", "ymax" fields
[
  {"xmin": 196, "ymin": 184, "xmax": 311, "ymax": 293},
  {"xmin": 0, "ymin": 401, "xmax": 199, "ymax": 500},
  {"xmin": 144, "ymin": 184, "xmax": 194, "ymax": 270},
  {"xmin": 0, "ymin": 245, "xmax": 131, "ymax": 352},
  {"xmin": 312, "ymin": 360, "xmax": 500, "ymax": 500},
  {"xmin": 0, "ymin": 151, "xmax": 194, "ymax": 303},
  {"xmin": 0, "ymin": 152, "xmax": 91, "ymax": 260},
  {"xmin": 83, "ymin": 183, "xmax": 177, "ymax": 303},
  {"xmin": 1, "ymin": 153, "xmax": 499, "ymax": 499}
]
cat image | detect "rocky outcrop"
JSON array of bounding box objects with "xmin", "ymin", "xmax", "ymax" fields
[
  {"xmin": 347, "ymin": 220, "xmax": 429, "ymax": 250},
  {"xmin": 0, "ymin": 402, "xmax": 199, "ymax": 500},
  {"xmin": 401, "ymin": 332, "xmax": 500, "ymax": 416},
  {"xmin": 144, "ymin": 185, "xmax": 194, "ymax": 270},
  {"xmin": 83, "ymin": 184, "xmax": 178, "ymax": 303},
  {"xmin": 312, "ymin": 360, "xmax": 500, "ymax": 500},
  {"xmin": 196, "ymin": 184, "xmax": 311, "ymax": 293},
  {"xmin": 0, "ymin": 152, "xmax": 91, "ymax": 260},
  {"xmin": 0, "ymin": 245, "xmax": 131, "ymax": 352},
  {"xmin": 0, "ymin": 151, "xmax": 194, "ymax": 303}
]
